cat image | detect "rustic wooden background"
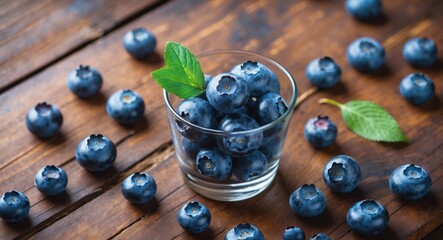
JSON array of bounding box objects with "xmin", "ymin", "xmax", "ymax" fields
[{"xmin": 0, "ymin": 0, "xmax": 442, "ymax": 239}]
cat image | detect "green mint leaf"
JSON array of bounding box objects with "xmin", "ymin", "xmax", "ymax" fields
[
  {"xmin": 319, "ymin": 98, "xmax": 409, "ymax": 143},
  {"xmin": 151, "ymin": 41, "xmax": 205, "ymax": 99}
]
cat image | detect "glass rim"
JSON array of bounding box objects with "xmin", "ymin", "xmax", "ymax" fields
[{"xmin": 163, "ymin": 49, "xmax": 298, "ymax": 136}]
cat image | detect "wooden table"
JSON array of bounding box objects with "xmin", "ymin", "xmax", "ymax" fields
[{"xmin": 1, "ymin": 0, "xmax": 442, "ymax": 239}]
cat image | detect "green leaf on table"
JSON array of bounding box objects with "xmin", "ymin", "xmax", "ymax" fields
[
  {"xmin": 319, "ymin": 98, "xmax": 409, "ymax": 143},
  {"xmin": 151, "ymin": 41, "xmax": 205, "ymax": 99}
]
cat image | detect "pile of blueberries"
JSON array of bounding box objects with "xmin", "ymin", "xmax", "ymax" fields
[{"xmin": 0, "ymin": 0, "xmax": 439, "ymax": 239}]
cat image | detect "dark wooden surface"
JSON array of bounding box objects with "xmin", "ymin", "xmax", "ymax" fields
[{"xmin": 0, "ymin": 0, "xmax": 442, "ymax": 239}]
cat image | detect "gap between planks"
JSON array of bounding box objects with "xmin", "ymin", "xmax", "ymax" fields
[{"xmin": 0, "ymin": 0, "xmax": 171, "ymax": 95}]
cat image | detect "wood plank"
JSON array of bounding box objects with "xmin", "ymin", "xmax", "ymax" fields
[
  {"xmin": 3, "ymin": 0, "xmax": 440, "ymax": 239},
  {"xmin": 0, "ymin": 0, "xmax": 165, "ymax": 91}
]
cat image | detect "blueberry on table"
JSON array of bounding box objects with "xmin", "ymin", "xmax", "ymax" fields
[
  {"xmin": 176, "ymin": 97, "xmax": 216, "ymax": 141},
  {"xmin": 206, "ymin": 73, "xmax": 250, "ymax": 113},
  {"xmin": 306, "ymin": 56, "xmax": 341, "ymax": 89},
  {"xmin": 34, "ymin": 165, "xmax": 68, "ymax": 196},
  {"xmin": 304, "ymin": 116, "xmax": 337, "ymax": 148},
  {"xmin": 283, "ymin": 226, "xmax": 305, "ymax": 240},
  {"xmin": 121, "ymin": 172, "xmax": 157, "ymax": 204},
  {"xmin": 0, "ymin": 191, "xmax": 30, "ymax": 223},
  {"xmin": 403, "ymin": 37, "xmax": 438, "ymax": 68},
  {"xmin": 323, "ymin": 155, "xmax": 361, "ymax": 193},
  {"xmin": 177, "ymin": 201, "xmax": 211, "ymax": 233},
  {"xmin": 106, "ymin": 89, "xmax": 145, "ymax": 125},
  {"xmin": 389, "ymin": 164, "xmax": 432, "ymax": 200},
  {"xmin": 346, "ymin": 199, "xmax": 389, "ymax": 236},
  {"xmin": 67, "ymin": 65, "xmax": 103, "ymax": 98},
  {"xmin": 232, "ymin": 150, "xmax": 267, "ymax": 182},
  {"xmin": 230, "ymin": 60, "xmax": 280, "ymax": 96},
  {"xmin": 25, "ymin": 102, "xmax": 63, "ymax": 139},
  {"xmin": 196, "ymin": 149, "xmax": 232, "ymax": 181},
  {"xmin": 123, "ymin": 27, "xmax": 156, "ymax": 59},
  {"xmin": 217, "ymin": 113, "xmax": 263, "ymax": 156},
  {"xmin": 347, "ymin": 37, "xmax": 385, "ymax": 72},
  {"xmin": 225, "ymin": 223, "xmax": 265, "ymax": 240},
  {"xmin": 289, "ymin": 184, "xmax": 326, "ymax": 218},
  {"xmin": 399, "ymin": 73, "xmax": 435, "ymax": 105},
  {"xmin": 345, "ymin": 0, "xmax": 382, "ymax": 21},
  {"xmin": 75, "ymin": 134, "xmax": 117, "ymax": 172},
  {"xmin": 310, "ymin": 233, "xmax": 330, "ymax": 240},
  {"xmin": 254, "ymin": 92, "xmax": 289, "ymax": 125}
]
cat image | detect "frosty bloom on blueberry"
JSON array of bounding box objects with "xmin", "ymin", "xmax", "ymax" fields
[
  {"xmin": 26, "ymin": 102, "xmax": 63, "ymax": 139},
  {"xmin": 403, "ymin": 37, "xmax": 438, "ymax": 68},
  {"xmin": 347, "ymin": 37, "xmax": 385, "ymax": 72},
  {"xmin": 399, "ymin": 73, "xmax": 435, "ymax": 105},
  {"xmin": 0, "ymin": 191, "xmax": 30, "ymax": 223},
  {"xmin": 206, "ymin": 73, "xmax": 250, "ymax": 113},
  {"xmin": 75, "ymin": 134, "xmax": 117, "ymax": 172},
  {"xmin": 121, "ymin": 172, "xmax": 157, "ymax": 204},
  {"xmin": 347, "ymin": 199, "xmax": 389, "ymax": 236},
  {"xmin": 67, "ymin": 65, "xmax": 103, "ymax": 98},
  {"xmin": 177, "ymin": 201, "xmax": 211, "ymax": 233},
  {"xmin": 306, "ymin": 56, "xmax": 341, "ymax": 89},
  {"xmin": 34, "ymin": 165, "xmax": 68, "ymax": 196},
  {"xmin": 123, "ymin": 27, "xmax": 156, "ymax": 59},
  {"xmin": 304, "ymin": 116, "xmax": 337, "ymax": 148},
  {"xmin": 106, "ymin": 89, "xmax": 146, "ymax": 125},
  {"xmin": 389, "ymin": 164, "xmax": 432, "ymax": 200},
  {"xmin": 230, "ymin": 60, "xmax": 280, "ymax": 96},
  {"xmin": 225, "ymin": 223, "xmax": 265, "ymax": 240}
]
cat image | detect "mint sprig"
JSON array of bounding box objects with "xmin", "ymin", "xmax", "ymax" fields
[
  {"xmin": 151, "ymin": 42, "xmax": 205, "ymax": 98},
  {"xmin": 319, "ymin": 98, "xmax": 409, "ymax": 143}
]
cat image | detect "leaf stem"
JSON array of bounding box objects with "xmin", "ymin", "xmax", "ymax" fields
[
  {"xmin": 318, "ymin": 98, "xmax": 344, "ymax": 109},
  {"xmin": 295, "ymin": 87, "xmax": 318, "ymax": 109}
]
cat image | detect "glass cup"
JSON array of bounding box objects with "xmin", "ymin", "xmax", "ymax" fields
[{"xmin": 163, "ymin": 50, "xmax": 297, "ymax": 201}]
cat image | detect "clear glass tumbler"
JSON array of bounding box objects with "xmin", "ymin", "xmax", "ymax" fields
[{"xmin": 163, "ymin": 50, "xmax": 297, "ymax": 201}]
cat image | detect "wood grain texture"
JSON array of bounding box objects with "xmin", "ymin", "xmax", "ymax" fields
[
  {"xmin": 1, "ymin": 0, "xmax": 442, "ymax": 239},
  {"xmin": 0, "ymin": 0, "xmax": 165, "ymax": 92}
]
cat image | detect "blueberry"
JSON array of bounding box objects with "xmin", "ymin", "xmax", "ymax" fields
[
  {"xmin": 106, "ymin": 89, "xmax": 145, "ymax": 125},
  {"xmin": 34, "ymin": 165, "xmax": 68, "ymax": 196},
  {"xmin": 182, "ymin": 138, "xmax": 204, "ymax": 159},
  {"xmin": 177, "ymin": 201, "xmax": 211, "ymax": 233},
  {"xmin": 123, "ymin": 27, "xmax": 156, "ymax": 59},
  {"xmin": 217, "ymin": 114, "xmax": 263, "ymax": 156},
  {"xmin": 25, "ymin": 102, "xmax": 63, "ymax": 139},
  {"xmin": 403, "ymin": 37, "xmax": 438, "ymax": 68},
  {"xmin": 259, "ymin": 136, "xmax": 283, "ymax": 161},
  {"xmin": 347, "ymin": 37, "xmax": 385, "ymax": 72},
  {"xmin": 225, "ymin": 223, "xmax": 265, "ymax": 240},
  {"xmin": 67, "ymin": 65, "xmax": 103, "ymax": 98},
  {"xmin": 206, "ymin": 73, "xmax": 250, "ymax": 113},
  {"xmin": 304, "ymin": 116, "xmax": 337, "ymax": 148},
  {"xmin": 323, "ymin": 155, "xmax": 361, "ymax": 193},
  {"xmin": 255, "ymin": 92, "xmax": 289, "ymax": 125},
  {"xmin": 230, "ymin": 60, "xmax": 280, "ymax": 96},
  {"xmin": 121, "ymin": 172, "xmax": 157, "ymax": 204},
  {"xmin": 310, "ymin": 233, "xmax": 330, "ymax": 240},
  {"xmin": 196, "ymin": 149, "xmax": 232, "ymax": 181},
  {"xmin": 283, "ymin": 226, "xmax": 305, "ymax": 240},
  {"xmin": 0, "ymin": 191, "xmax": 30, "ymax": 223},
  {"xmin": 399, "ymin": 73, "xmax": 435, "ymax": 105},
  {"xmin": 176, "ymin": 98, "xmax": 216, "ymax": 141},
  {"xmin": 345, "ymin": 0, "xmax": 382, "ymax": 21},
  {"xmin": 347, "ymin": 199, "xmax": 389, "ymax": 236},
  {"xmin": 389, "ymin": 164, "xmax": 432, "ymax": 200},
  {"xmin": 232, "ymin": 150, "xmax": 267, "ymax": 182},
  {"xmin": 75, "ymin": 134, "xmax": 117, "ymax": 172},
  {"xmin": 306, "ymin": 57, "xmax": 341, "ymax": 89},
  {"xmin": 289, "ymin": 184, "xmax": 326, "ymax": 218}
]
